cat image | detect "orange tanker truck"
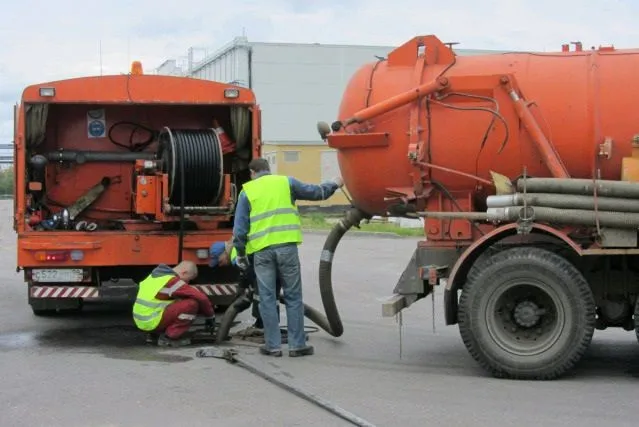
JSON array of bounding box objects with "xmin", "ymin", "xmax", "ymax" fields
[
  {"xmin": 314, "ymin": 35, "xmax": 639, "ymax": 380},
  {"xmin": 13, "ymin": 61, "xmax": 260, "ymax": 316}
]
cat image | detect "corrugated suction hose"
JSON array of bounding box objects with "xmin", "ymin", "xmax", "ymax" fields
[
  {"xmin": 215, "ymin": 208, "xmax": 368, "ymax": 341},
  {"xmin": 312, "ymin": 208, "xmax": 370, "ymax": 337},
  {"xmin": 215, "ymin": 294, "xmax": 338, "ymax": 344}
]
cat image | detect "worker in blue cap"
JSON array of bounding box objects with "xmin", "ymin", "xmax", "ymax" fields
[{"xmin": 209, "ymin": 239, "xmax": 281, "ymax": 331}]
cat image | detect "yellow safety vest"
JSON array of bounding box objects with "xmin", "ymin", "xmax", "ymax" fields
[
  {"xmin": 242, "ymin": 174, "xmax": 303, "ymax": 255},
  {"xmin": 132, "ymin": 274, "xmax": 175, "ymax": 331},
  {"xmin": 230, "ymin": 246, "xmax": 237, "ymax": 263}
]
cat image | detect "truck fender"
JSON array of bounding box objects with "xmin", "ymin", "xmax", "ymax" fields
[{"xmin": 443, "ymin": 223, "xmax": 582, "ymax": 325}]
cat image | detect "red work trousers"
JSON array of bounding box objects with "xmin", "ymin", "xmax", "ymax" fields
[{"xmin": 153, "ymin": 299, "xmax": 199, "ymax": 339}]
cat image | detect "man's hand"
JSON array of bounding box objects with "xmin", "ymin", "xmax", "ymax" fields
[
  {"xmin": 236, "ymin": 255, "xmax": 250, "ymax": 271},
  {"xmin": 332, "ymin": 176, "xmax": 344, "ymax": 188}
]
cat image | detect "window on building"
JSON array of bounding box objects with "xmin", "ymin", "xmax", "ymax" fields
[
  {"xmin": 264, "ymin": 152, "xmax": 277, "ymax": 173},
  {"xmin": 283, "ymin": 151, "xmax": 300, "ymax": 163}
]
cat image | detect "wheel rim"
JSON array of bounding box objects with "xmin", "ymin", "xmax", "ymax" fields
[{"xmin": 484, "ymin": 279, "xmax": 566, "ymax": 357}]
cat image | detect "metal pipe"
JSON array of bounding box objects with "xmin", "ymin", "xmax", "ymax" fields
[
  {"xmin": 487, "ymin": 193, "xmax": 639, "ymax": 213},
  {"xmin": 45, "ymin": 150, "xmax": 155, "ymax": 164},
  {"xmin": 487, "ymin": 206, "xmax": 639, "ymax": 229},
  {"xmin": 165, "ymin": 205, "xmax": 232, "ymax": 214},
  {"xmin": 414, "ymin": 161, "xmax": 493, "ymax": 186},
  {"xmin": 412, "ymin": 211, "xmax": 491, "ymax": 220},
  {"xmin": 501, "ymin": 80, "xmax": 570, "ymax": 178},
  {"xmin": 516, "ymin": 177, "xmax": 639, "ymax": 199},
  {"xmin": 195, "ymin": 347, "xmax": 378, "ymax": 427},
  {"xmin": 339, "ymin": 77, "xmax": 449, "ymax": 127}
]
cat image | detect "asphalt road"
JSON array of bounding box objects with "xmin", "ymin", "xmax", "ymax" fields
[{"xmin": 1, "ymin": 199, "xmax": 639, "ymax": 427}]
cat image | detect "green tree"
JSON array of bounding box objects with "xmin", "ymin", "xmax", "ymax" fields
[{"xmin": 0, "ymin": 167, "xmax": 14, "ymax": 196}]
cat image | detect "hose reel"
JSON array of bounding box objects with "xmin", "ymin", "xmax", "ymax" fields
[{"xmin": 157, "ymin": 127, "xmax": 224, "ymax": 207}]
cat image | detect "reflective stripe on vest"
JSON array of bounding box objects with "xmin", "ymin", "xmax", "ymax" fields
[
  {"xmin": 242, "ymin": 174, "xmax": 302, "ymax": 255},
  {"xmin": 132, "ymin": 274, "xmax": 182, "ymax": 331}
]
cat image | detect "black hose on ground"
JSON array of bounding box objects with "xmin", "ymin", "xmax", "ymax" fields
[
  {"xmin": 215, "ymin": 293, "xmax": 251, "ymax": 344},
  {"xmin": 215, "ymin": 293, "xmax": 337, "ymax": 343}
]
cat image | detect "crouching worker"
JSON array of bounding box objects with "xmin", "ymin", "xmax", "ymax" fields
[{"xmin": 132, "ymin": 260, "xmax": 215, "ymax": 347}]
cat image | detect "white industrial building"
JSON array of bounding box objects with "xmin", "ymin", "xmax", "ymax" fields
[
  {"xmin": 155, "ymin": 37, "xmax": 506, "ymax": 220},
  {"xmin": 155, "ymin": 36, "xmax": 506, "ymax": 147}
]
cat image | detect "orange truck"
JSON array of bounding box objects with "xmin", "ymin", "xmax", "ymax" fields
[{"xmin": 12, "ymin": 61, "xmax": 260, "ymax": 315}]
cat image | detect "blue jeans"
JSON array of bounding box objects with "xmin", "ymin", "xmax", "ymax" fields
[{"xmin": 253, "ymin": 243, "xmax": 306, "ymax": 351}]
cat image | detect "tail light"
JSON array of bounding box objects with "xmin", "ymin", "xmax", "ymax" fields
[
  {"xmin": 34, "ymin": 250, "xmax": 85, "ymax": 262},
  {"xmin": 34, "ymin": 251, "xmax": 69, "ymax": 262}
]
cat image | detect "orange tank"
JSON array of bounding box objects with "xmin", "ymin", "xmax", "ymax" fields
[{"xmin": 326, "ymin": 35, "xmax": 639, "ymax": 217}]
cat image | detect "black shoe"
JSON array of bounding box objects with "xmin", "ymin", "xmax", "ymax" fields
[
  {"xmin": 289, "ymin": 345, "xmax": 314, "ymax": 357},
  {"xmin": 259, "ymin": 345, "xmax": 282, "ymax": 357},
  {"xmin": 157, "ymin": 333, "xmax": 192, "ymax": 347},
  {"xmin": 145, "ymin": 333, "xmax": 159, "ymax": 344}
]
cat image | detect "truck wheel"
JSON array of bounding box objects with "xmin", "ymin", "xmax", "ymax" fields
[{"xmin": 458, "ymin": 246, "xmax": 595, "ymax": 380}]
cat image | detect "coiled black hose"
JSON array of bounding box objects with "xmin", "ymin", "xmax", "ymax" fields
[
  {"xmin": 157, "ymin": 127, "xmax": 224, "ymax": 262},
  {"xmin": 157, "ymin": 128, "xmax": 224, "ymax": 206}
]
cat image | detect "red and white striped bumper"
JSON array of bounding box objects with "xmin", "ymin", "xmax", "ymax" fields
[
  {"xmin": 194, "ymin": 284, "xmax": 237, "ymax": 296},
  {"xmin": 31, "ymin": 286, "xmax": 99, "ymax": 299},
  {"xmin": 29, "ymin": 284, "xmax": 238, "ymax": 299}
]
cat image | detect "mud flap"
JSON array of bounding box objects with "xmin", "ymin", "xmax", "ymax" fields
[{"xmin": 29, "ymin": 297, "xmax": 82, "ymax": 315}]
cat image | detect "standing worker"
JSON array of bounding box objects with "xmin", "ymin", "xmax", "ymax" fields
[
  {"xmin": 209, "ymin": 239, "xmax": 283, "ymax": 333},
  {"xmin": 232, "ymin": 158, "xmax": 343, "ymax": 357},
  {"xmin": 132, "ymin": 260, "xmax": 215, "ymax": 347}
]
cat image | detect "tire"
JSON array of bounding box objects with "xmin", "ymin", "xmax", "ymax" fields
[{"xmin": 458, "ymin": 246, "xmax": 596, "ymax": 380}]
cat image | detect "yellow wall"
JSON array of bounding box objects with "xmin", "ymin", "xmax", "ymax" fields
[{"xmin": 262, "ymin": 144, "xmax": 350, "ymax": 207}]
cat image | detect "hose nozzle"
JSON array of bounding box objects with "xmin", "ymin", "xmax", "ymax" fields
[{"xmin": 317, "ymin": 121, "xmax": 331, "ymax": 140}]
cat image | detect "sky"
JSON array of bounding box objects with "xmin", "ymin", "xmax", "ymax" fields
[{"xmin": 0, "ymin": 0, "xmax": 637, "ymax": 148}]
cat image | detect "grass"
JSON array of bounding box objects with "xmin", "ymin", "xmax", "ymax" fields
[{"xmin": 300, "ymin": 213, "xmax": 424, "ymax": 237}]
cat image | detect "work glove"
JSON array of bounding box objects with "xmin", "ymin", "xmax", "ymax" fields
[
  {"xmin": 204, "ymin": 316, "xmax": 215, "ymax": 331},
  {"xmin": 235, "ymin": 255, "xmax": 250, "ymax": 271},
  {"xmin": 331, "ymin": 176, "xmax": 344, "ymax": 188}
]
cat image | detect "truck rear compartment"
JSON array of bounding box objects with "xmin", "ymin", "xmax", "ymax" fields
[
  {"xmin": 19, "ymin": 99, "xmax": 255, "ymax": 312},
  {"xmin": 23, "ymin": 102, "xmax": 251, "ymax": 226}
]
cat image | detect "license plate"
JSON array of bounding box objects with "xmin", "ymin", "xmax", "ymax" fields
[{"xmin": 32, "ymin": 269, "xmax": 84, "ymax": 283}]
